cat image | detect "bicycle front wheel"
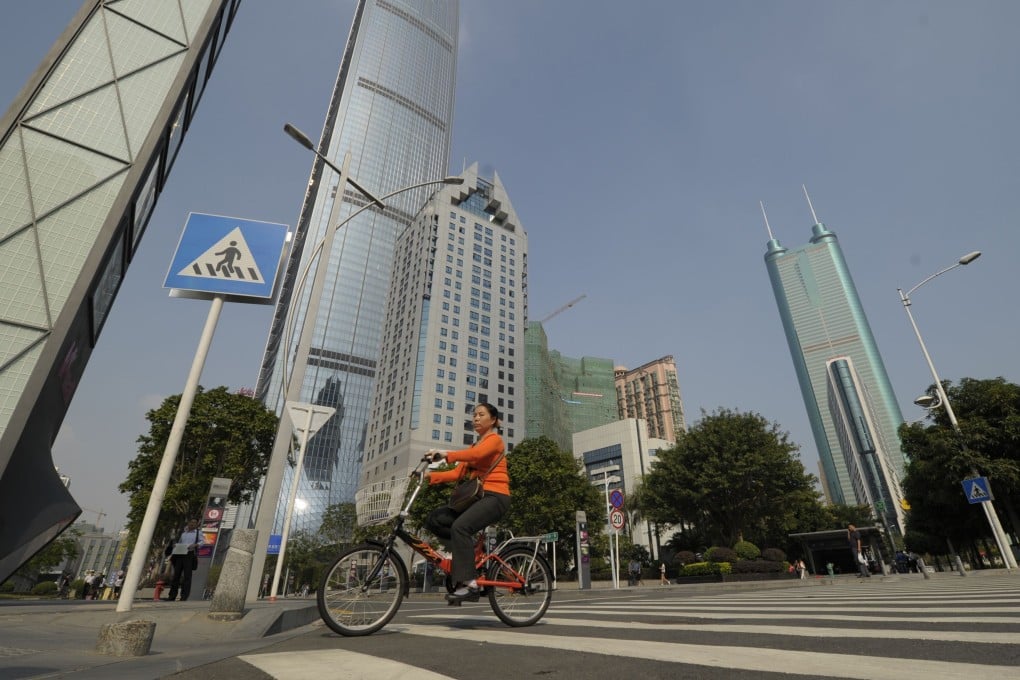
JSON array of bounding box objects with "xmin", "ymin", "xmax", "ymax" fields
[
  {"xmin": 317, "ymin": 544, "xmax": 406, "ymax": 636},
  {"xmin": 487, "ymin": 547, "xmax": 553, "ymax": 627}
]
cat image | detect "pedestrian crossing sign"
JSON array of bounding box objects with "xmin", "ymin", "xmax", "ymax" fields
[
  {"xmin": 961, "ymin": 476, "xmax": 992, "ymax": 504},
  {"xmin": 164, "ymin": 213, "xmax": 289, "ymax": 303}
]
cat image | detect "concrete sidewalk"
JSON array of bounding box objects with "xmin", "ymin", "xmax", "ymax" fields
[{"xmin": 0, "ymin": 595, "xmax": 320, "ymax": 680}]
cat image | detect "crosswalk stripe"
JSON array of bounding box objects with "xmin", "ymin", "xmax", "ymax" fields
[
  {"xmin": 542, "ymin": 607, "xmax": 1017, "ymax": 624},
  {"xmin": 409, "ymin": 615, "xmax": 1016, "ymax": 644},
  {"xmin": 389, "ymin": 623, "xmax": 1019, "ymax": 679},
  {"xmin": 550, "ymin": 604, "xmax": 1020, "ymax": 613},
  {"xmin": 239, "ymin": 648, "xmax": 455, "ymax": 680}
]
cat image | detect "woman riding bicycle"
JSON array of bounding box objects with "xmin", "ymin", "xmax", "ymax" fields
[{"xmin": 424, "ymin": 402, "xmax": 509, "ymax": 604}]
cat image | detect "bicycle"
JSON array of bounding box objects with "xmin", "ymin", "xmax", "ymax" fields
[{"xmin": 316, "ymin": 456, "xmax": 554, "ymax": 636}]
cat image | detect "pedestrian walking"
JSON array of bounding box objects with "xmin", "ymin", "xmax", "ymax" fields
[{"xmin": 659, "ymin": 562, "xmax": 669, "ymax": 585}]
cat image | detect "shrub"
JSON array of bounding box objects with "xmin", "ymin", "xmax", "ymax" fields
[
  {"xmin": 32, "ymin": 581, "xmax": 58, "ymax": 596},
  {"xmin": 729, "ymin": 559, "xmax": 787, "ymax": 574},
  {"xmin": 0, "ymin": 581, "xmax": 14, "ymax": 593},
  {"xmin": 680, "ymin": 561, "xmax": 732, "ymax": 577},
  {"xmin": 733, "ymin": 540, "xmax": 760, "ymax": 560},
  {"xmin": 761, "ymin": 548, "xmax": 786, "ymax": 562},
  {"xmin": 673, "ymin": 550, "xmax": 697, "ymax": 565},
  {"xmin": 705, "ymin": 546, "xmax": 738, "ymax": 563}
]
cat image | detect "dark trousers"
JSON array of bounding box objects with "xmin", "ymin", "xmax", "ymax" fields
[
  {"xmin": 852, "ymin": 549, "xmax": 870, "ymax": 577},
  {"xmin": 168, "ymin": 554, "xmax": 194, "ymax": 600},
  {"xmin": 425, "ymin": 493, "xmax": 509, "ymax": 584}
]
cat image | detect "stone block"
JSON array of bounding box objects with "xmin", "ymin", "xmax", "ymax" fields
[
  {"xmin": 95, "ymin": 619, "xmax": 156, "ymax": 656},
  {"xmin": 209, "ymin": 528, "xmax": 257, "ymax": 618}
]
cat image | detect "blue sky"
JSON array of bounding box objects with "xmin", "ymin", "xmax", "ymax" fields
[{"xmin": 2, "ymin": 1, "xmax": 1017, "ymax": 533}]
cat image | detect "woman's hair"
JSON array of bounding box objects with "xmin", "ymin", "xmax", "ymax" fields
[{"xmin": 477, "ymin": 402, "xmax": 502, "ymax": 433}]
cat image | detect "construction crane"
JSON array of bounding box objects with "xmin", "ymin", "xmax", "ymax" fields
[
  {"xmin": 80, "ymin": 507, "xmax": 107, "ymax": 527},
  {"xmin": 538, "ymin": 294, "xmax": 587, "ymax": 324}
]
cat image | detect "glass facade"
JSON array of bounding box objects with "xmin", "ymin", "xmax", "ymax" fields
[
  {"xmin": 0, "ymin": 0, "xmax": 239, "ymax": 581},
  {"xmin": 253, "ymin": 0, "xmax": 459, "ymax": 533},
  {"xmin": 764, "ymin": 222, "xmax": 906, "ymax": 532}
]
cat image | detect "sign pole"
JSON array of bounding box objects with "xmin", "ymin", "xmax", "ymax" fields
[{"xmin": 117, "ymin": 295, "xmax": 224, "ymax": 612}]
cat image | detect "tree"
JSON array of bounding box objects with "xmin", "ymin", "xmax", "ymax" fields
[
  {"xmin": 119, "ymin": 386, "xmax": 278, "ymax": 557},
  {"xmin": 11, "ymin": 528, "xmax": 80, "ymax": 583},
  {"xmin": 899, "ymin": 377, "xmax": 1020, "ymax": 557},
  {"xmin": 636, "ymin": 408, "xmax": 822, "ymax": 550},
  {"xmin": 319, "ymin": 501, "xmax": 388, "ymax": 546}
]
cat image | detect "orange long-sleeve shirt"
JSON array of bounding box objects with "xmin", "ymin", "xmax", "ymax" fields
[{"xmin": 428, "ymin": 431, "xmax": 509, "ymax": 496}]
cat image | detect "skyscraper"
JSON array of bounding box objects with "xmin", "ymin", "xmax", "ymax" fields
[
  {"xmin": 764, "ymin": 214, "xmax": 906, "ymax": 533},
  {"xmin": 615, "ymin": 356, "xmax": 687, "ymax": 440},
  {"xmin": 253, "ymin": 0, "xmax": 459, "ymax": 533},
  {"xmin": 362, "ymin": 166, "xmax": 527, "ymax": 483},
  {"xmin": 0, "ymin": 0, "xmax": 240, "ymax": 582}
]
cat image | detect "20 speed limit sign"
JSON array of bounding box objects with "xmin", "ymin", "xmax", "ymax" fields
[{"xmin": 609, "ymin": 509, "xmax": 625, "ymax": 529}]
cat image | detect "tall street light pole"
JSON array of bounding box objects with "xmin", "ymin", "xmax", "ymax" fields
[
  {"xmin": 245, "ymin": 125, "xmax": 464, "ymax": 602},
  {"xmin": 898, "ymin": 251, "xmax": 1017, "ymax": 570}
]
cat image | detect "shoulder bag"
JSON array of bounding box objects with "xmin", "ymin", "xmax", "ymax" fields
[{"xmin": 448, "ymin": 451, "xmax": 505, "ymax": 512}]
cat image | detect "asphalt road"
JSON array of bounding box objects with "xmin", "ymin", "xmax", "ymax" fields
[{"xmin": 167, "ymin": 573, "xmax": 1020, "ymax": 679}]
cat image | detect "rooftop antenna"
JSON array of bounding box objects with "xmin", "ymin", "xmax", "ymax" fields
[
  {"xmin": 802, "ymin": 184, "xmax": 820, "ymax": 224},
  {"xmin": 759, "ymin": 201, "xmax": 775, "ymax": 240}
]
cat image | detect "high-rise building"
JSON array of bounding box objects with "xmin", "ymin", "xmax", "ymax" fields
[
  {"xmin": 523, "ymin": 326, "xmax": 617, "ymax": 450},
  {"xmin": 764, "ymin": 217, "xmax": 906, "ymax": 533},
  {"xmin": 253, "ymin": 0, "xmax": 459, "ymax": 533},
  {"xmin": 0, "ymin": 0, "xmax": 241, "ymax": 582},
  {"xmin": 615, "ymin": 356, "xmax": 687, "ymax": 440},
  {"xmin": 573, "ymin": 419, "xmax": 673, "ymax": 559},
  {"xmin": 362, "ymin": 166, "xmax": 527, "ymax": 483}
]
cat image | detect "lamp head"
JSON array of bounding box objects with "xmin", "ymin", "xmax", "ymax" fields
[
  {"xmin": 283, "ymin": 123, "xmax": 315, "ymax": 151},
  {"xmin": 442, "ymin": 177, "xmax": 465, "ymax": 185},
  {"xmin": 958, "ymin": 251, "xmax": 981, "ymax": 265},
  {"xmin": 913, "ymin": 394, "xmax": 940, "ymax": 409}
]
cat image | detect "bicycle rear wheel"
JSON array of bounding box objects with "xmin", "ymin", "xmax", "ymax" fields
[
  {"xmin": 317, "ymin": 544, "xmax": 406, "ymax": 636},
  {"xmin": 487, "ymin": 547, "xmax": 553, "ymax": 627}
]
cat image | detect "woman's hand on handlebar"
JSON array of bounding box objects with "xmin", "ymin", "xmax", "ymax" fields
[{"xmin": 424, "ymin": 448, "xmax": 447, "ymax": 463}]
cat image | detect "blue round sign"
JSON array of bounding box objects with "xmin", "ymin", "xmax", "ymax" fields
[{"xmin": 609, "ymin": 489, "xmax": 624, "ymax": 509}]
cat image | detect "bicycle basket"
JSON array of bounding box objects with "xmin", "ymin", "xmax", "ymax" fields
[{"xmin": 355, "ymin": 478, "xmax": 408, "ymax": 526}]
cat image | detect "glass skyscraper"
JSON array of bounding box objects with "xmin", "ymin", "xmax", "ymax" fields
[
  {"xmin": 765, "ymin": 220, "xmax": 907, "ymax": 534},
  {"xmin": 253, "ymin": 0, "xmax": 459, "ymax": 534}
]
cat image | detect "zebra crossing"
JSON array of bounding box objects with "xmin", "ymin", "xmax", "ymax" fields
[{"xmin": 237, "ymin": 574, "xmax": 1020, "ymax": 679}]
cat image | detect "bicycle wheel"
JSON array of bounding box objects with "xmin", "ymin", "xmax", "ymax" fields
[
  {"xmin": 317, "ymin": 544, "xmax": 406, "ymax": 636},
  {"xmin": 487, "ymin": 547, "xmax": 553, "ymax": 627}
]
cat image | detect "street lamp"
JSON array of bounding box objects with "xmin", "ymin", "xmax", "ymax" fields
[
  {"xmin": 897, "ymin": 251, "xmax": 1017, "ymax": 570},
  {"xmin": 246, "ymin": 124, "xmax": 464, "ymax": 602}
]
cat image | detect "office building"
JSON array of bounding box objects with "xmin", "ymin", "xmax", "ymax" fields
[
  {"xmin": 362, "ymin": 166, "xmax": 527, "ymax": 482},
  {"xmin": 573, "ymin": 419, "xmax": 673, "ymax": 559},
  {"xmin": 252, "ymin": 0, "xmax": 459, "ymax": 534},
  {"xmin": 764, "ymin": 217, "xmax": 906, "ymax": 533},
  {"xmin": 615, "ymin": 356, "xmax": 687, "ymax": 440},
  {"xmin": 0, "ymin": 0, "xmax": 241, "ymax": 582}
]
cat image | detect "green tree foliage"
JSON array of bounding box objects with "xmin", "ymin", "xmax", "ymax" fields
[
  {"xmin": 637, "ymin": 408, "xmax": 822, "ymax": 549},
  {"xmin": 119, "ymin": 386, "xmax": 278, "ymax": 554},
  {"xmin": 900, "ymin": 377, "xmax": 1020, "ymax": 552},
  {"xmin": 503, "ymin": 437, "xmax": 604, "ymax": 556},
  {"xmin": 319, "ymin": 501, "xmax": 389, "ymax": 546},
  {"xmin": 13, "ymin": 529, "xmax": 80, "ymax": 582}
]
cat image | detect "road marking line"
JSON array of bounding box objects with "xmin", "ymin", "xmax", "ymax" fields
[
  {"xmin": 239, "ymin": 648, "xmax": 455, "ymax": 680},
  {"xmin": 542, "ymin": 608, "xmax": 1020, "ymax": 624}
]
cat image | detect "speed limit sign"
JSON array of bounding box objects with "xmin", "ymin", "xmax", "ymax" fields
[{"xmin": 609, "ymin": 509, "xmax": 625, "ymax": 529}]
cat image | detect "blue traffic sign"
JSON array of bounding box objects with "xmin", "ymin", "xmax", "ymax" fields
[
  {"xmin": 267, "ymin": 534, "xmax": 282, "ymax": 555},
  {"xmin": 164, "ymin": 212, "xmax": 288, "ymax": 301},
  {"xmin": 962, "ymin": 476, "xmax": 992, "ymax": 504},
  {"xmin": 609, "ymin": 489, "xmax": 625, "ymax": 509}
]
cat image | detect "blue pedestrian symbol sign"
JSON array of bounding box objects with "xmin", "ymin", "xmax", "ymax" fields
[
  {"xmin": 164, "ymin": 213, "xmax": 289, "ymax": 303},
  {"xmin": 961, "ymin": 476, "xmax": 992, "ymax": 504}
]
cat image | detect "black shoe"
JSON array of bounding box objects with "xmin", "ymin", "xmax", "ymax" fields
[{"xmin": 445, "ymin": 586, "xmax": 480, "ymax": 604}]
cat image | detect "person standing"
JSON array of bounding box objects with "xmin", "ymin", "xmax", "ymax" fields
[
  {"xmin": 659, "ymin": 562, "xmax": 669, "ymax": 585},
  {"xmin": 165, "ymin": 519, "xmax": 200, "ymax": 600},
  {"xmin": 797, "ymin": 559, "xmax": 807, "ymax": 579},
  {"xmin": 423, "ymin": 403, "xmax": 510, "ymax": 604},
  {"xmin": 847, "ymin": 524, "xmax": 870, "ymax": 578}
]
